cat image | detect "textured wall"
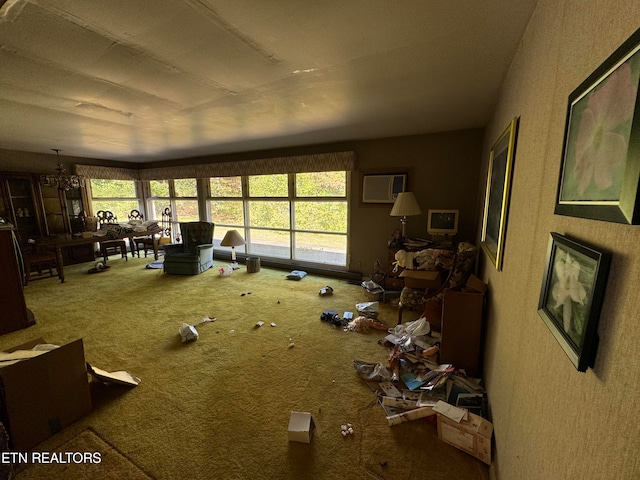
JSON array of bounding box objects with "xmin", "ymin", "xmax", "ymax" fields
[
  {"xmin": 349, "ymin": 130, "xmax": 483, "ymax": 274},
  {"xmin": 478, "ymin": 1, "xmax": 640, "ymax": 479}
]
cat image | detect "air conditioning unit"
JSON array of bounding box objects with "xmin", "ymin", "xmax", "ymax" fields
[{"xmin": 362, "ymin": 174, "xmax": 407, "ymax": 203}]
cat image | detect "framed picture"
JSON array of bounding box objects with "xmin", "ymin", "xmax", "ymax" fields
[
  {"xmin": 555, "ymin": 27, "xmax": 640, "ymax": 224},
  {"xmin": 480, "ymin": 117, "xmax": 519, "ymax": 271},
  {"xmin": 537, "ymin": 233, "xmax": 611, "ymax": 372}
]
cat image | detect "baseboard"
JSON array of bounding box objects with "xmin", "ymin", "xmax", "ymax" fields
[{"xmin": 214, "ymin": 251, "xmax": 362, "ymax": 281}]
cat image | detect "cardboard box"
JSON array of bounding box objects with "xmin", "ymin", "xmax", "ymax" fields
[
  {"xmin": 0, "ymin": 338, "xmax": 92, "ymax": 450},
  {"xmin": 465, "ymin": 274, "xmax": 488, "ymax": 294},
  {"xmin": 399, "ymin": 270, "xmax": 441, "ymax": 289},
  {"xmin": 437, "ymin": 411, "xmax": 493, "ymax": 464},
  {"xmin": 288, "ymin": 411, "xmax": 319, "ymax": 443}
]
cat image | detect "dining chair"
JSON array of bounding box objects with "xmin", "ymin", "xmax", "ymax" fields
[{"xmin": 96, "ymin": 210, "xmax": 127, "ymax": 262}]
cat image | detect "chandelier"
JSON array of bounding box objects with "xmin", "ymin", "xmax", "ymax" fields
[{"xmin": 40, "ymin": 149, "xmax": 85, "ymax": 191}]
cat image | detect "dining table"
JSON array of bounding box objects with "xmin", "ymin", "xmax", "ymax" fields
[{"xmin": 37, "ymin": 225, "xmax": 162, "ymax": 282}]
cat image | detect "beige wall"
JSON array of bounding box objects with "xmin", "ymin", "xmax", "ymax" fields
[
  {"xmin": 1, "ymin": 129, "xmax": 483, "ymax": 276},
  {"xmin": 349, "ymin": 130, "xmax": 483, "ymax": 274},
  {"xmin": 477, "ymin": 1, "xmax": 640, "ymax": 479}
]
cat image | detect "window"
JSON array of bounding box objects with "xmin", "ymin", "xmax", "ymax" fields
[
  {"xmin": 147, "ymin": 179, "xmax": 199, "ymax": 241},
  {"xmin": 209, "ymin": 177, "xmax": 246, "ymax": 255},
  {"xmin": 208, "ymin": 171, "xmax": 348, "ymax": 267},
  {"xmin": 90, "ymin": 179, "xmax": 140, "ymax": 221}
]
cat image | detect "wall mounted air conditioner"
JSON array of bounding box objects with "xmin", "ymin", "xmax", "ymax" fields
[{"xmin": 362, "ymin": 174, "xmax": 407, "ymax": 203}]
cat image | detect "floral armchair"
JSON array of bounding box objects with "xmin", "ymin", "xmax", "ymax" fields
[
  {"xmin": 163, "ymin": 222, "xmax": 215, "ymax": 275},
  {"xmin": 398, "ymin": 242, "xmax": 478, "ymax": 329}
]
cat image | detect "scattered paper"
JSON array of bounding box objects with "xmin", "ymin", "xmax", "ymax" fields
[
  {"xmin": 87, "ymin": 364, "xmax": 140, "ymax": 386},
  {"xmin": 0, "ymin": 350, "xmax": 47, "ymax": 363}
]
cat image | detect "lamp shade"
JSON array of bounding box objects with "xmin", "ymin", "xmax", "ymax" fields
[
  {"xmin": 390, "ymin": 192, "xmax": 422, "ymax": 217},
  {"xmin": 220, "ymin": 229, "xmax": 245, "ymax": 247}
]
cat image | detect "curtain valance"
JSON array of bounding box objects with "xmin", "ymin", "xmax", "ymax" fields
[
  {"xmin": 75, "ymin": 164, "xmax": 140, "ymax": 181},
  {"xmin": 77, "ymin": 151, "xmax": 356, "ymax": 181},
  {"xmin": 138, "ymin": 151, "xmax": 357, "ymax": 181}
]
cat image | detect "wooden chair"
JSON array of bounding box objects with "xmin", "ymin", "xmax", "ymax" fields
[
  {"xmin": 129, "ymin": 209, "xmax": 148, "ymax": 258},
  {"xmin": 96, "ymin": 210, "xmax": 127, "ymax": 263},
  {"xmin": 128, "ymin": 209, "xmax": 143, "ymax": 221},
  {"xmin": 21, "ymin": 244, "xmax": 62, "ymax": 285}
]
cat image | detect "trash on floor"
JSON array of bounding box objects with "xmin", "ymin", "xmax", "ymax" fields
[
  {"xmin": 346, "ymin": 316, "xmax": 388, "ymax": 333},
  {"xmin": 354, "ymin": 313, "xmax": 493, "ymax": 463},
  {"xmin": 218, "ymin": 266, "xmax": 233, "ymax": 276},
  {"xmin": 320, "ymin": 310, "xmax": 345, "ymax": 327},
  {"xmin": 286, "ymin": 270, "xmax": 307, "ymax": 280},
  {"xmin": 88, "ymin": 261, "xmax": 110, "ymax": 274},
  {"xmin": 341, "ymin": 423, "xmax": 354, "ymax": 436},
  {"xmin": 179, "ymin": 323, "xmax": 199, "ymax": 343},
  {"xmin": 319, "ymin": 285, "xmax": 333, "ymax": 296},
  {"xmin": 87, "ymin": 364, "xmax": 141, "ymax": 387},
  {"xmin": 355, "ymin": 301, "xmax": 379, "ymax": 318},
  {"xmin": 288, "ymin": 411, "xmax": 321, "ymax": 443},
  {"xmin": 361, "ymin": 279, "xmax": 384, "ymax": 300}
]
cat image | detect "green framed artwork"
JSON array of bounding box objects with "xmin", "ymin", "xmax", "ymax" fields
[
  {"xmin": 481, "ymin": 117, "xmax": 519, "ymax": 271},
  {"xmin": 555, "ymin": 27, "xmax": 640, "ymax": 224}
]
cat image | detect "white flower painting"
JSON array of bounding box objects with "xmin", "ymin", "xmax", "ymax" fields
[
  {"xmin": 538, "ymin": 233, "xmax": 610, "ymax": 371},
  {"xmin": 550, "ymin": 248, "xmax": 590, "ymax": 345}
]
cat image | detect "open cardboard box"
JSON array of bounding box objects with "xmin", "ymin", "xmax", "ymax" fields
[
  {"xmin": 399, "ymin": 270, "xmax": 442, "ymax": 290},
  {"xmin": 0, "ymin": 338, "xmax": 92, "ymax": 450},
  {"xmin": 437, "ymin": 409, "xmax": 493, "ymax": 465}
]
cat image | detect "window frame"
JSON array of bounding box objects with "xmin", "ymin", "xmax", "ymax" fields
[
  {"xmin": 88, "ymin": 178, "xmax": 143, "ymax": 222},
  {"xmin": 208, "ymin": 172, "xmax": 350, "ymax": 268}
]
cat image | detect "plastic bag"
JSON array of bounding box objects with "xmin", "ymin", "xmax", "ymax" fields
[
  {"xmin": 356, "ymin": 301, "xmax": 379, "ymax": 318},
  {"xmin": 353, "ymin": 360, "xmax": 393, "ymax": 382},
  {"xmin": 404, "ymin": 316, "xmax": 431, "ymax": 337}
]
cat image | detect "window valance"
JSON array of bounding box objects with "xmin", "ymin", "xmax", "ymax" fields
[
  {"xmin": 75, "ymin": 164, "xmax": 140, "ymax": 181},
  {"xmin": 77, "ymin": 151, "xmax": 356, "ymax": 181},
  {"xmin": 138, "ymin": 151, "xmax": 357, "ymax": 181}
]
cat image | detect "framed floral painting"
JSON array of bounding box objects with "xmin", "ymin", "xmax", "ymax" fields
[
  {"xmin": 537, "ymin": 233, "xmax": 611, "ymax": 372},
  {"xmin": 555, "ymin": 27, "xmax": 640, "ymax": 224}
]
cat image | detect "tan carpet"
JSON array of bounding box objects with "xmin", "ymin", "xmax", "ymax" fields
[
  {"xmin": 14, "ymin": 427, "xmax": 153, "ymax": 480},
  {"xmin": 1, "ymin": 257, "xmax": 489, "ymax": 480}
]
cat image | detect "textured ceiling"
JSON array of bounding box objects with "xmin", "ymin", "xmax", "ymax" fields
[{"xmin": 0, "ymin": 0, "xmax": 538, "ymax": 163}]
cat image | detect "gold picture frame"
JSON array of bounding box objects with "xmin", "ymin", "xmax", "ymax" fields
[{"xmin": 481, "ymin": 117, "xmax": 519, "ymax": 271}]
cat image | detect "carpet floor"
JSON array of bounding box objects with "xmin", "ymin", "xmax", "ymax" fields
[
  {"xmin": 1, "ymin": 257, "xmax": 490, "ymax": 480},
  {"xmin": 14, "ymin": 428, "xmax": 153, "ymax": 480}
]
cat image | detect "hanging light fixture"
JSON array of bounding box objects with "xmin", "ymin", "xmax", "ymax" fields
[{"xmin": 40, "ymin": 149, "xmax": 85, "ymax": 191}]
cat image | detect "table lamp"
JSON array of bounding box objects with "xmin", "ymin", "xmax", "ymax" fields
[
  {"xmin": 390, "ymin": 192, "xmax": 422, "ymax": 239},
  {"xmin": 220, "ymin": 229, "xmax": 245, "ymax": 270}
]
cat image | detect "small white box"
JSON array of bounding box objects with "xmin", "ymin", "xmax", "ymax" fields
[{"xmin": 287, "ymin": 411, "xmax": 318, "ymax": 443}]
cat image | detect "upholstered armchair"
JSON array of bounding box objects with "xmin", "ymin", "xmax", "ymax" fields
[
  {"xmin": 163, "ymin": 222, "xmax": 215, "ymax": 275},
  {"xmin": 398, "ymin": 242, "xmax": 478, "ymax": 329}
]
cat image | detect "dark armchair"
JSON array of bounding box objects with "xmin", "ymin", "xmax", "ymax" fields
[{"xmin": 163, "ymin": 222, "xmax": 215, "ymax": 275}]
